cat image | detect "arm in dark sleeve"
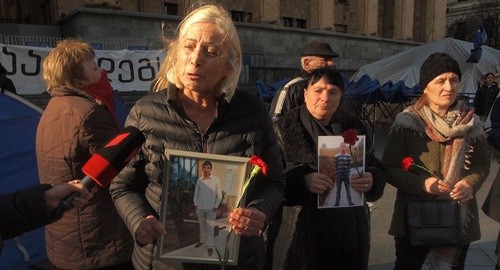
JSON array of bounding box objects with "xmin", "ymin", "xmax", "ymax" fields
[
  {"xmin": 245, "ymin": 103, "xmax": 285, "ymax": 224},
  {"xmin": 0, "ymin": 184, "xmax": 55, "ymax": 240},
  {"xmin": 283, "ymin": 163, "xmax": 316, "ymax": 206},
  {"xmin": 382, "ymin": 128, "xmax": 429, "ymax": 197},
  {"xmin": 109, "ymin": 105, "xmax": 152, "ymax": 237},
  {"xmin": 488, "ymin": 98, "xmax": 500, "ymax": 151}
]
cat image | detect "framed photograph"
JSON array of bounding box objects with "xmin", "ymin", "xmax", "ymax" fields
[
  {"xmin": 317, "ymin": 135, "xmax": 366, "ymax": 208},
  {"xmin": 156, "ymin": 149, "xmax": 252, "ymax": 265}
]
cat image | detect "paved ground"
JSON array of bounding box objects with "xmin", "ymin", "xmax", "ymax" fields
[{"xmin": 271, "ymin": 127, "xmax": 499, "ymax": 270}]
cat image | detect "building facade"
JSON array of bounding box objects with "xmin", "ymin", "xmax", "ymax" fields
[
  {"xmin": 1, "ymin": 0, "xmax": 448, "ymax": 43},
  {"xmin": 446, "ymin": 0, "xmax": 500, "ymax": 49}
]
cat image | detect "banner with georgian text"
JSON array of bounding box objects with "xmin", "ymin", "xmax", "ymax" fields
[{"xmin": 0, "ymin": 43, "xmax": 165, "ymax": 94}]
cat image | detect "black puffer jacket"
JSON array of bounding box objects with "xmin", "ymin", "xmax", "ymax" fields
[{"xmin": 110, "ymin": 86, "xmax": 285, "ymax": 270}]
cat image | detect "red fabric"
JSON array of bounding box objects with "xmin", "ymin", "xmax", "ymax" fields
[{"xmin": 83, "ymin": 70, "xmax": 118, "ymax": 128}]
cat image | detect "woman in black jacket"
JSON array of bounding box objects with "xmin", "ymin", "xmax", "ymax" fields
[
  {"xmin": 274, "ymin": 68, "xmax": 386, "ymax": 270},
  {"xmin": 109, "ymin": 4, "xmax": 284, "ymax": 270}
]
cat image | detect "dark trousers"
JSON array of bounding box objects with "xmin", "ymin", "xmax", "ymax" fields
[{"xmin": 394, "ymin": 237, "xmax": 469, "ymax": 270}]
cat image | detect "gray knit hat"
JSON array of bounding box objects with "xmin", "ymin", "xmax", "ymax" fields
[{"xmin": 419, "ymin": 52, "xmax": 461, "ymax": 90}]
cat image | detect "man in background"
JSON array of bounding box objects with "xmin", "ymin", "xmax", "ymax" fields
[
  {"xmin": 474, "ymin": 72, "xmax": 499, "ymax": 121},
  {"xmin": 268, "ymin": 40, "xmax": 339, "ymax": 121}
]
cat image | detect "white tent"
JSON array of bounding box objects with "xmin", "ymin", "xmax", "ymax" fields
[{"xmin": 351, "ymin": 38, "xmax": 500, "ymax": 94}]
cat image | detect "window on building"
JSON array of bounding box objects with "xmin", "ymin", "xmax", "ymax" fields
[
  {"xmin": 41, "ymin": 0, "xmax": 51, "ymax": 24},
  {"xmin": 231, "ymin": 11, "xmax": 252, "ymax": 22},
  {"xmin": 296, "ymin": 19, "xmax": 306, "ymax": 29},
  {"xmin": 282, "ymin": 17, "xmax": 306, "ymax": 28},
  {"xmin": 163, "ymin": 3, "xmax": 178, "ymax": 15},
  {"xmin": 24, "ymin": 14, "xmax": 32, "ymax": 24},
  {"xmin": 335, "ymin": 24, "xmax": 347, "ymax": 33},
  {"xmin": 484, "ymin": 17, "xmax": 495, "ymax": 37},
  {"xmin": 454, "ymin": 21, "xmax": 467, "ymax": 40}
]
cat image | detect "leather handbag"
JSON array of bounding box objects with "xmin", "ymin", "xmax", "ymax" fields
[{"xmin": 406, "ymin": 200, "xmax": 462, "ymax": 246}]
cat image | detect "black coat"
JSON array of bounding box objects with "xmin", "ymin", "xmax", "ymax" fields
[
  {"xmin": 483, "ymin": 96, "xmax": 500, "ymax": 221},
  {"xmin": 274, "ymin": 105, "xmax": 386, "ymax": 270},
  {"xmin": 474, "ymin": 83, "xmax": 499, "ymax": 116},
  {"xmin": 110, "ymin": 87, "xmax": 285, "ymax": 270},
  {"xmin": 0, "ymin": 185, "xmax": 55, "ymax": 255}
]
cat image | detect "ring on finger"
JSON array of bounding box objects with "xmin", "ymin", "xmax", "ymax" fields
[
  {"xmin": 364, "ymin": 184, "xmax": 368, "ymax": 188},
  {"xmin": 244, "ymin": 224, "xmax": 248, "ymax": 230}
]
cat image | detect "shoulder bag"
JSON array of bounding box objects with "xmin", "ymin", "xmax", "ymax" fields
[{"xmin": 406, "ymin": 200, "xmax": 463, "ymax": 246}]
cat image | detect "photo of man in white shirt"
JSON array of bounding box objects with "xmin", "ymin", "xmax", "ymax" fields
[{"xmin": 193, "ymin": 160, "xmax": 222, "ymax": 256}]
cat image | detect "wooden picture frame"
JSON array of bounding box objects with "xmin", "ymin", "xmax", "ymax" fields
[{"xmin": 156, "ymin": 149, "xmax": 251, "ymax": 265}]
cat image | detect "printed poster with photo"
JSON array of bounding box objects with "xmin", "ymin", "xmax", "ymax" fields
[{"xmin": 317, "ymin": 135, "xmax": 366, "ymax": 208}]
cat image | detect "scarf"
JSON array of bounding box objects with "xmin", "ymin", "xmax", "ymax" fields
[
  {"xmin": 393, "ymin": 98, "xmax": 485, "ymax": 269},
  {"xmin": 396, "ymin": 98, "xmax": 484, "ymax": 185},
  {"xmin": 82, "ymin": 70, "xmax": 119, "ymax": 128}
]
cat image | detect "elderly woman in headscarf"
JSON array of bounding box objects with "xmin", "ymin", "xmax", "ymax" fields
[
  {"xmin": 382, "ymin": 52, "xmax": 490, "ymax": 270},
  {"xmin": 274, "ymin": 67, "xmax": 386, "ymax": 270}
]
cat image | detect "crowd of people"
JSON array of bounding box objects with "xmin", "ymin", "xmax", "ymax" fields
[{"xmin": 1, "ymin": 3, "xmax": 499, "ymax": 270}]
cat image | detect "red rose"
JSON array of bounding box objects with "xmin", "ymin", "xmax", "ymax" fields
[
  {"xmin": 249, "ymin": 155, "xmax": 268, "ymax": 175},
  {"xmin": 342, "ymin": 129, "xmax": 359, "ymax": 146},
  {"xmin": 401, "ymin": 157, "xmax": 414, "ymax": 171}
]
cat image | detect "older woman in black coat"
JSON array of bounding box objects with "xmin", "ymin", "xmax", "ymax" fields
[{"xmin": 274, "ymin": 68, "xmax": 385, "ymax": 270}]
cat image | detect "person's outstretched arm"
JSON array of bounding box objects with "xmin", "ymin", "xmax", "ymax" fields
[{"xmin": 0, "ymin": 181, "xmax": 93, "ymax": 241}]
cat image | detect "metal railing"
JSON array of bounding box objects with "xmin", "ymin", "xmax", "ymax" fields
[{"xmin": 2, "ymin": 35, "xmax": 164, "ymax": 50}]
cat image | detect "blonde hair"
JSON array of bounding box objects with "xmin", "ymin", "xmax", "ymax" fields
[
  {"xmin": 153, "ymin": 4, "xmax": 242, "ymax": 101},
  {"xmin": 42, "ymin": 39, "xmax": 95, "ymax": 91}
]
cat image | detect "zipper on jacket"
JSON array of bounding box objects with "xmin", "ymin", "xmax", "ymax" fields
[{"xmin": 199, "ymin": 129, "xmax": 208, "ymax": 153}]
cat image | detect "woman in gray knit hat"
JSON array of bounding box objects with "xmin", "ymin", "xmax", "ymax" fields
[{"xmin": 382, "ymin": 52, "xmax": 491, "ymax": 270}]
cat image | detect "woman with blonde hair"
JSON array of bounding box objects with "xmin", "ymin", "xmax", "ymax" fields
[{"xmin": 110, "ymin": 4, "xmax": 284, "ymax": 270}]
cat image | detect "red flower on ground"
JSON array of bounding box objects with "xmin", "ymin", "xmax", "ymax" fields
[
  {"xmin": 401, "ymin": 157, "xmax": 414, "ymax": 171},
  {"xmin": 342, "ymin": 129, "xmax": 359, "ymax": 146}
]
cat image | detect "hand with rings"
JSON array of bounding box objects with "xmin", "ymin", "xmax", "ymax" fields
[
  {"xmin": 135, "ymin": 215, "xmax": 167, "ymax": 246},
  {"xmin": 228, "ymin": 207, "xmax": 266, "ymax": 237},
  {"xmin": 350, "ymin": 172, "xmax": 373, "ymax": 193}
]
